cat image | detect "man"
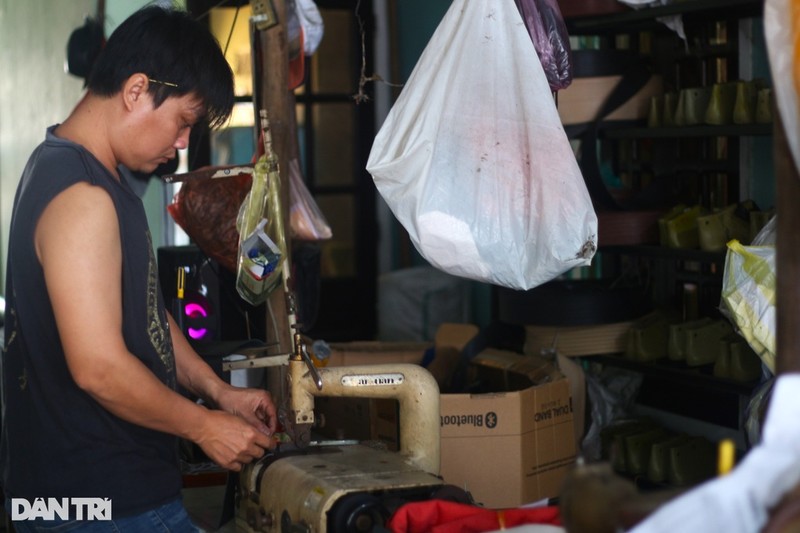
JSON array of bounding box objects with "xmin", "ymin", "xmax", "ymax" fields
[{"xmin": 1, "ymin": 6, "xmax": 277, "ymax": 531}]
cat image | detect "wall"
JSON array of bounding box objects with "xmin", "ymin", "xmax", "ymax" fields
[
  {"xmin": 0, "ymin": 0, "xmax": 174, "ymax": 299},
  {"xmin": 739, "ymin": 17, "xmax": 776, "ymax": 210},
  {"xmin": 0, "ymin": 0, "xmax": 96, "ymax": 296}
]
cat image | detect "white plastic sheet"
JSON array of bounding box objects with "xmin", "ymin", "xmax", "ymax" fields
[
  {"xmin": 367, "ymin": 0, "xmax": 597, "ymax": 290},
  {"xmin": 765, "ymin": 0, "xmax": 800, "ymax": 173}
]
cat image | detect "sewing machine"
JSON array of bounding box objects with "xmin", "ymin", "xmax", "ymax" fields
[{"xmin": 230, "ymin": 329, "xmax": 456, "ymax": 533}]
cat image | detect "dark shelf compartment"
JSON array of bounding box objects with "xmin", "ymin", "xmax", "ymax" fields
[
  {"xmin": 591, "ymin": 353, "xmax": 758, "ymax": 429},
  {"xmin": 599, "ymin": 245, "xmax": 726, "ymax": 265},
  {"xmin": 565, "ymin": 0, "xmax": 764, "ymax": 35},
  {"xmin": 611, "ymin": 159, "xmax": 740, "ymax": 176},
  {"xmin": 592, "ymin": 353, "xmax": 757, "ymax": 396},
  {"xmin": 603, "ymin": 123, "xmax": 772, "ymax": 139},
  {"xmin": 564, "ymin": 121, "xmax": 771, "ymax": 140},
  {"xmin": 686, "ymin": 42, "xmax": 738, "ymax": 60}
]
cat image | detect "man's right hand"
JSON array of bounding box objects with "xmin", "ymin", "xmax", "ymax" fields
[{"xmin": 194, "ymin": 409, "xmax": 275, "ymax": 471}]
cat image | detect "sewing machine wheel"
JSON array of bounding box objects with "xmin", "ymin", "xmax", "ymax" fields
[{"xmin": 328, "ymin": 494, "xmax": 387, "ymax": 532}]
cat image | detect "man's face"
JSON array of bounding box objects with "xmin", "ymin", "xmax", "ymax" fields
[{"xmin": 121, "ymin": 91, "xmax": 205, "ymax": 174}]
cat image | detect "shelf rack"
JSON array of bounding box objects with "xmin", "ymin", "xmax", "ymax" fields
[{"xmin": 565, "ymin": 0, "xmax": 764, "ymax": 35}]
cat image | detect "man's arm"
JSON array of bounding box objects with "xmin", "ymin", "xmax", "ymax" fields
[
  {"xmin": 37, "ymin": 182, "xmax": 272, "ymax": 470},
  {"xmin": 167, "ymin": 311, "xmax": 278, "ymax": 437}
]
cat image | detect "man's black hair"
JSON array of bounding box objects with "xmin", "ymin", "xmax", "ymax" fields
[{"xmin": 87, "ymin": 5, "xmax": 234, "ymax": 129}]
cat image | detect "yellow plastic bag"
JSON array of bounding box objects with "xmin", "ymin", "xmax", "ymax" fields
[{"xmin": 235, "ymin": 120, "xmax": 287, "ymax": 306}]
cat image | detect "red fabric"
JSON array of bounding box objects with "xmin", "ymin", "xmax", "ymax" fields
[{"xmin": 387, "ymin": 500, "xmax": 561, "ymax": 533}]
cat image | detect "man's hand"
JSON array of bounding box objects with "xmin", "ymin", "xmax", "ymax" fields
[
  {"xmin": 217, "ymin": 386, "xmax": 279, "ymax": 439},
  {"xmin": 193, "ymin": 409, "xmax": 275, "ymax": 472}
]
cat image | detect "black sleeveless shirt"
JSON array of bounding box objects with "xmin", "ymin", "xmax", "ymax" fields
[{"xmin": 0, "ymin": 126, "xmax": 181, "ymax": 517}]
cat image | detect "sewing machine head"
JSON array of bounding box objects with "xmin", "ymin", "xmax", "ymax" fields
[{"xmin": 234, "ymin": 333, "xmax": 458, "ymax": 532}]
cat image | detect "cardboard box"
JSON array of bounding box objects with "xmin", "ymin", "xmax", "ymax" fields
[
  {"xmin": 439, "ymin": 375, "xmax": 576, "ymax": 509},
  {"xmin": 557, "ymin": 74, "xmax": 662, "ymax": 126},
  {"xmin": 325, "ymin": 341, "xmax": 429, "ymax": 367},
  {"xmin": 468, "ymin": 349, "xmax": 562, "ymax": 392}
]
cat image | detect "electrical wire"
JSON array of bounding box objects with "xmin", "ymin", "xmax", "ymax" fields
[{"xmin": 222, "ymin": 4, "xmax": 241, "ymax": 56}]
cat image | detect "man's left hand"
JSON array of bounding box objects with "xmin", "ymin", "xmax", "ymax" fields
[{"xmin": 217, "ymin": 386, "xmax": 279, "ymax": 443}]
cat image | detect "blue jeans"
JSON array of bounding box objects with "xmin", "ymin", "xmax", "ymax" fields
[{"xmin": 5, "ymin": 497, "xmax": 200, "ymax": 533}]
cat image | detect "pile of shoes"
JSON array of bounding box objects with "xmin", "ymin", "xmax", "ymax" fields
[
  {"xmin": 647, "ymin": 79, "xmax": 772, "ymax": 128},
  {"xmin": 601, "ymin": 418, "xmax": 718, "ymax": 486},
  {"xmin": 658, "ymin": 200, "xmax": 774, "ymax": 252},
  {"xmin": 625, "ymin": 311, "xmax": 762, "ymax": 382}
]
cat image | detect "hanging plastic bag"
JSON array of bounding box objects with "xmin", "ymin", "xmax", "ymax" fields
[
  {"xmin": 513, "ymin": 0, "xmax": 573, "ymax": 91},
  {"xmin": 296, "ymin": 0, "xmax": 324, "ymax": 55},
  {"xmin": 288, "ymin": 158, "xmax": 332, "ymax": 241},
  {"xmin": 367, "ymin": 0, "xmax": 597, "ymax": 291},
  {"xmin": 236, "ymin": 113, "xmax": 288, "ymax": 306},
  {"xmin": 720, "ymin": 216, "xmax": 777, "ymax": 373},
  {"xmin": 167, "ymin": 170, "xmax": 252, "ymax": 273},
  {"xmin": 617, "ymin": 0, "xmax": 686, "ymax": 41}
]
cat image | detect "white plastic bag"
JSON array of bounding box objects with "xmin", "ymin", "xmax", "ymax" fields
[
  {"xmin": 720, "ymin": 216, "xmax": 777, "ymax": 373},
  {"xmin": 366, "ymin": 0, "xmax": 597, "ymax": 290},
  {"xmin": 296, "ymin": 0, "xmax": 324, "ymax": 55}
]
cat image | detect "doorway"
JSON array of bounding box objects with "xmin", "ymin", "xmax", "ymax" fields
[{"xmin": 186, "ymin": 0, "xmax": 379, "ymax": 341}]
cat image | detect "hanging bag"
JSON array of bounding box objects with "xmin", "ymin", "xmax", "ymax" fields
[
  {"xmin": 367, "ymin": 0, "xmax": 597, "ymax": 290},
  {"xmin": 720, "ymin": 216, "xmax": 777, "ymax": 374},
  {"xmin": 514, "ymin": 0, "xmax": 573, "ymax": 92}
]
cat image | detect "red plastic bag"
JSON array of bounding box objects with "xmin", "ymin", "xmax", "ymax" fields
[{"xmin": 514, "ymin": 0, "xmax": 573, "ymax": 92}]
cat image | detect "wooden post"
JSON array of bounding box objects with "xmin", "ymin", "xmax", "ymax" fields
[
  {"xmin": 760, "ymin": 100, "xmax": 800, "ymax": 533},
  {"xmin": 774, "ymin": 107, "xmax": 800, "ymax": 374},
  {"xmin": 249, "ymin": 0, "xmax": 296, "ymax": 357}
]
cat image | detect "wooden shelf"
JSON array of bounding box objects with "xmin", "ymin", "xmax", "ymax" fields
[
  {"xmin": 599, "ymin": 245, "xmax": 727, "ymax": 265},
  {"xmin": 565, "ymin": 121, "xmax": 772, "ymax": 140},
  {"xmin": 565, "ymin": 0, "xmax": 769, "ymax": 443},
  {"xmin": 603, "ymin": 123, "xmax": 772, "ymax": 139},
  {"xmin": 592, "ymin": 353, "xmax": 757, "ymax": 396}
]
